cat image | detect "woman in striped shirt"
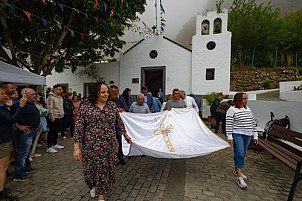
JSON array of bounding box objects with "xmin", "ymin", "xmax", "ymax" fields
[{"xmin": 226, "ymin": 92, "xmax": 258, "ymax": 189}]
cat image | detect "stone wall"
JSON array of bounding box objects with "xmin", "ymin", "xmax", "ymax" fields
[{"xmin": 230, "ymin": 67, "xmax": 299, "ymax": 91}]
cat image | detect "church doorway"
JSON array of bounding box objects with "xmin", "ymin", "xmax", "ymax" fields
[{"xmin": 141, "ymin": 66, "xmax": 165, "ymax": 99}]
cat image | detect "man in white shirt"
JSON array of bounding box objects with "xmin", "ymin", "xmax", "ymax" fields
[{"xmin": 180, "ymin": 90, "xmax": 199, "ymax": 113}]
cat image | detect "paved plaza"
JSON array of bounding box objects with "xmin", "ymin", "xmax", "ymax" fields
[{"xmin": 5, "ymin": 121, "xmax": 302, "ymax": 201}]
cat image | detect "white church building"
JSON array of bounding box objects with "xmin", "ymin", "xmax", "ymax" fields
[{"xmin": 47, "ymin": 11, "xmax": 231, "ymax": 100}]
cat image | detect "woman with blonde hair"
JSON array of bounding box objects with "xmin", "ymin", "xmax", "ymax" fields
[{"xmin": 226, "ymin": 92, "xmax": 258, "ymax": 189}]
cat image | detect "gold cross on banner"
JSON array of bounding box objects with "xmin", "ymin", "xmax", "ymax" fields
[{"xmin": 154, "ymin": 123, "xmax": 175, "ymax": 152}]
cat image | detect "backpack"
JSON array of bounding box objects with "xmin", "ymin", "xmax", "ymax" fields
[{"xmin": 263, "ymin": 112, "xmax": 290, "ymax": 139}]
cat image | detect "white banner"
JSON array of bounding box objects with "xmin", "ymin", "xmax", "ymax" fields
[{"xmin": 120, "ymin": 107, "xmax": 230, "ymax": 159}]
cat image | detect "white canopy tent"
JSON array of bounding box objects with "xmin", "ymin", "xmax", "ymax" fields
[{"xmin": 0, "ymin": 60, "xmax": 46, "ymax": 85}]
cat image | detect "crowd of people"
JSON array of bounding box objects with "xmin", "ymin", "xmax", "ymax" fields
[
  {"xmin": 0, "ymin": 82, "xmax": 89, "ymax": 200},
  {"xmin": 0, "ymin": 81, "xmax": 258, "ymax": 200}
]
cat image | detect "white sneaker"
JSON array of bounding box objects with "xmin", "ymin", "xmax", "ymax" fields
[
  {"xmin": 53, "ymin": 144, "xmax": 64, "ymax": 149},
  {"xmin": 233, "ymin": 167, "xmax": 247, "ymax": 180},
  {"xmin": 90, "ymin": 187, "xmax": 96, "ymax": 198},
  {"xmin": 46, "ymin": 147, "xmax": 58, "ymax": 153},
  {"xmin": 236, "ymin": 177, "xmax": 248, "ymax": 189}
]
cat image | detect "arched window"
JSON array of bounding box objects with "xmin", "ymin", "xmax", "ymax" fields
[
  {"xmin": 201, "ymin": 20, "xmax": 210, "ymax": 35},
  {"xmin": 213, "ymin": 18, "xmax": 222, "ymax": 34}
]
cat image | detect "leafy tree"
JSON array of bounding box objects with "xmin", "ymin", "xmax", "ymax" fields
[
  {"xmin": 216, "ymin": 0, "xmax": 302, "ymax": 67},
  {"xmin": 0, "ymin": 0, "xmax": 146, "ymax": 76},
  {"xmin": 227, "ymin": 0, "xmax": 280, "ymax": 51}
]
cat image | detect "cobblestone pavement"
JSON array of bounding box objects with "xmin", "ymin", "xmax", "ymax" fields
[{"xmin": 5, "ymin": 121, "xmax": 302, "ymax": 201}]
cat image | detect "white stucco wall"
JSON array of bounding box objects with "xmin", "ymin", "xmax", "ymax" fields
[
  {"xmin": 96, "ymin": 62, "xmax": 120, "ymax": 86},
  {"xmin": 119, "ymin": 35, "xmax": 192, "ymax": 95},
  {"xmin": 46, "ymin": 62, "xmax": 120, "ymax": 94},
  {"xmin": 191, "ymin": 11, "xmax": 231, "ymax": 95}
]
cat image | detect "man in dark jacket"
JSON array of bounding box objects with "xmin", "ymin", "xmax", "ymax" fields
[
  {"xmin": 0, "ymin": 86, "xmax": 26, "ymax": 200},
  {"xmin": 61, "ymin": 92, "xmax": 75, "ymax": 139},
  {"xmin": 110, "ymin": 85, "xmax": 127, "ymax": 165},
  {"xmin": 141, "ymin": 86, "xmax": 154, "ymax": 112},
  {"xmin": 215, "ymin": 100, "xmax": 232, "ymax": 134},
  {"xmin": 14, "ymin": 88, "xmax": 40, "ymax": 182},
  {"xmin": 210, "ymin": 96, "xmax": 223, "ymax": 128}
]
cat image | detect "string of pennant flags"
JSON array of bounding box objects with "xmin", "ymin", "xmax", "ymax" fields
[
  {"xmin": 2, "ymin": 44, "xmax": 120, "ymax": 68},
  {"xmin": 1, "ymin": 33, "xmax": 155, "ymax": 67},
  {"xmin": 160, "ymin": 0, "xmax": 166, "ymax": 33},
  {"xmin": 3, "ymin": 0, "xmax": 168, "ymax": 67},
  {"xmin": 6, "ymin": 1, "xmax": 154, "ymax": 44}
]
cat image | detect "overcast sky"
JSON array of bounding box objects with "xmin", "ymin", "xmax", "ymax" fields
[{"xmin": 117, "ymin": 0, "xmax": 302, "ymax": 56}]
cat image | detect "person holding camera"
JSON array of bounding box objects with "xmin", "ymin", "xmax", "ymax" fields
[
  {"xmin": 14, "ymin": 88, "xmax": 40, "ymax": 182},
  {"xmin": 0, "ymin": 85, "xmax": 27, "ymax": 200}
]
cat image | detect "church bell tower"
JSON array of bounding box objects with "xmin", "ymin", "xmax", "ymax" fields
[{"xmin": 191, "ymin": 10, "xmax": 232, "ymax": 95}]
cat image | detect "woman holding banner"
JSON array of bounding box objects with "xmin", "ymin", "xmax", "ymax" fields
[
  {"xmin": 226, "ymin": 92, "xmax": 258, "ymax": 189},
  {"xmin": 73, "ymin": 82, "xmax": 131, "ymax": 201}
]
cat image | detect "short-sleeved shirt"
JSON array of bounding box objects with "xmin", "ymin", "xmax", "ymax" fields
[
  {"xmin": 164, "ymin": 99, "xmax": 186, "ymax": 110},
  {"xmin": 129, "ymin": 102, "xmax": 150, "ymax": 114}
]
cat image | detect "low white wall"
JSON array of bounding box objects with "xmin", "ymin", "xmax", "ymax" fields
[
  {"xmin": 280, "ymin": 91, "xmax": 302, "ymax": 103},
  {"xmin": 280, "ymin": 81, "xmax": 302, "ymax": 92},
  {"xmin": 201, "ymin": 99, "xmax": 302, "ymax": 133},
  {"xmin": 279, "ymin": 81, "xmax": 302, "ymax": 103},
  {"xmin": 248, "ymin": 100, "xmax": 302, "ymax": 133}
]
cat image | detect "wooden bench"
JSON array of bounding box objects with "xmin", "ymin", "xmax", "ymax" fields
[{"xmin": 259, "ymin": 125, "xmax": 302, "ymax": 201}]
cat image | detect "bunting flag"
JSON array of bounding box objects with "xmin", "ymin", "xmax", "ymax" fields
[
  {"xmin": 104, "ymin": 3, "xmax": 107, "ymax": 12},
  {"xmin": 6, "ymin": 3, "xmax": 14, "ymax": 9},
  {"xmin": 40, "ymin": 18, "xmax": 47, "ymax": 27},
  {"xmin": 41, "ymin": 0, "xmax": 47, "ymax": 5},
  {"xmin": 111, "ymin": 8, "xmax": 114, "ymax": 16},
  {"xmin": 55, "ymin": 59, "xmax": 58, "ymax": 64},
  {"xmin": 83, "ymin": 13, "xmax": 88, "ymax": 19},
  {"xmin": 160, "ymin": 0, "xmax": 165, "ymax": 14},
  {"xmin": 69, "ymin": 29, "xmax": 74, "ymax": 37},
  {"xmin": 23, "ymin": 10, "xmax": 32, "ymax": 21},
  {"xmin": 72, "ymin": 8, "xmax": 79, "ymax": 14},
  {"xmin": 56, "ymin": 24, "xmax": 61, "ymax": 29},
  {"xmin": 56, "ymin": 2, "xmax": 63, "ymax": 11},
  {"xmin": 94, "ymin": 17, "xmax": 98, "ymax": 24},
  {"xmin": 95, "ymin": 0, "xmax": 98, "ymax": 7},
  {"xmin": 103, "ymin": 20, "xmax": 106, "ymax": 25},
  {"xmin": 79, "ymin": 33, "xmax": 84, "ymax": 39},
  {"xmin": 121, "ymin": 107, "xmax": 230, "ymax": 158}
]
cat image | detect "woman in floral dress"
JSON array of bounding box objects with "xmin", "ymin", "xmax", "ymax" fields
[{"xmin": 73, "ymin": 82, "xmax": 131, "ymax": 201}]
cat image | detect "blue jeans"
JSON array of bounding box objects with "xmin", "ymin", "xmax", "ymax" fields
[
  {"xmin": 14, "ymin": 129, "xmax": 37, "ymax": 178},
  {"xmin": 233, "ymin": 134, "xmax": 251, "ymax": 169}
]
